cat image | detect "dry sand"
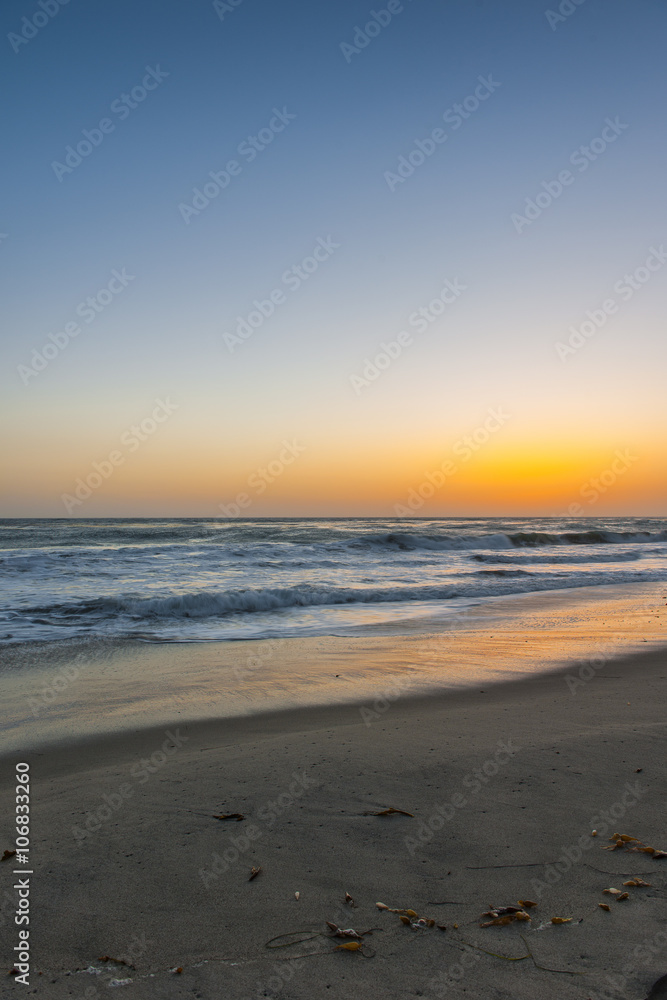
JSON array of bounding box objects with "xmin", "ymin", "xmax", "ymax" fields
[{"xmin": 1, "ymin": 634, "xmax": 666, "ymax": 998}]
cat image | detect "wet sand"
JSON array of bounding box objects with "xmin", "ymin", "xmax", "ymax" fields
[{"xmin": 2, "ymin": 581, "xmax": 665, "ymax": 754}]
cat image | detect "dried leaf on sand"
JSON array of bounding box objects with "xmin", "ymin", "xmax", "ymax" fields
[
  {"xmin": 480, "ymin": 905, "xmax": 532, "ymax": 926},
  {"xmin": 365, "ymin": 807, "xmax": 414, "ymax": 817},
  {"xmin": 248, "ymin": 866, "xmax": 262, "ymax": 881},
  {"xmin": 482, "ymin": 905, "xmax": 525, "ymax": 917},
  {"xmin": 399, "ymin": 914, "xmax": 437, "ymax": 930},
  {"xmin": 604, "ymin": 833, "xmax": 667, "ymax": 858},
  {"xmin": 212, "ymin": 813, "xmax": 245, "ymax": 822},
  {"xmin": 480, "ymin": 915, "xmax": 517, "ymax": 927},
  {"xmin": 376, "ymin": 903, "xmax": 417, "ymax": 916},
  {"xmin": 326, "ymin": 923, "xmax": 364, "ymax": 940}
]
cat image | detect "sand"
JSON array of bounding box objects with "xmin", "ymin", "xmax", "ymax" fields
[{"xmin": 1, "ymin": 635, "xmax": 666, "ymax": 998}]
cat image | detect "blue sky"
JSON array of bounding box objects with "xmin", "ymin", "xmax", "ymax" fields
[{"xmin": 1, "ymin": 0, "xmax": 666, "ymax": 515}]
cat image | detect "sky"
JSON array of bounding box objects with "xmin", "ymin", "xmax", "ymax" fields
[{"xmin": 1, "ymin": 0, "xmax": 666, "ymax": 517}]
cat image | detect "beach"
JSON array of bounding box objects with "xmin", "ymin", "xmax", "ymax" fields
[
  {"xmin": 4, "ymin": 0, "xmax": 666, "ymax": 994},
  {"xmin": 2, "ymin": 594, "xmax": 666, "ymax": 999}
]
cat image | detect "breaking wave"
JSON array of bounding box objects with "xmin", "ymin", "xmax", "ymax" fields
[{"xmin": 359, "ymin": 530, "xmax": 667, "ymax": 552}]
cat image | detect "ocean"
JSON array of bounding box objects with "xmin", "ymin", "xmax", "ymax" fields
[{"xmin": 1, "ymin": 516, "xmax": 666, "ymax": 645}]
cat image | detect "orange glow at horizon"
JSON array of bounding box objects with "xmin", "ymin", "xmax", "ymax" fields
[{"xmin": 4, "ymin": 425, "xmax": 663, "ymax": 517}]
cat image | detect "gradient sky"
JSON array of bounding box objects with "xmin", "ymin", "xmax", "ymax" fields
[{"xmin": 1, "ymin": 0, "xmax": 666, "ymax": 516}]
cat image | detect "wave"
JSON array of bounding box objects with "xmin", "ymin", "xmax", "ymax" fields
[
  {"xmin": 23, "ymin": 568, "xmax": 667, "ymax": 622},
  {"xmin": 358, "ymin": 530, "xmax": 667, "ymax": 551},
  {"xmin": 31, "ymin": 584, "xmax": 467, "ymax": 619},
  {"xmin": 472, "ymin": 551, "xmax": 643, "ymax": 565},
  {"xmin": 474, "ymin": 569, "xmax": 532, "ymax": 576}
]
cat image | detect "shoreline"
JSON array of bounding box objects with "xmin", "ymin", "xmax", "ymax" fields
[{"xmin": 1, "ymin": 581, "xmax": 665, "ymax": 755}]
